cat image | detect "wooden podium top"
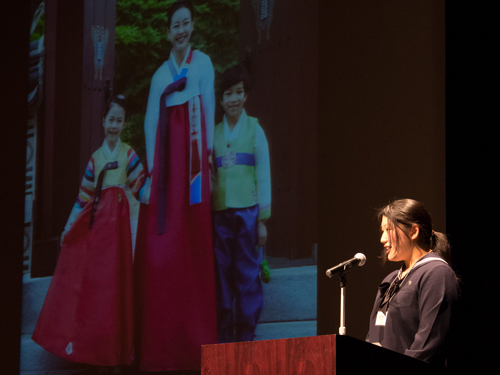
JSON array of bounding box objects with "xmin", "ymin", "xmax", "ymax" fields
[
  {"xmin": 202, "ymin": 334, "xmax": 335, "ymax": 375},
  {"xmin": 201, "ymin": 334, "xmax": 444, "ymax": 375}
]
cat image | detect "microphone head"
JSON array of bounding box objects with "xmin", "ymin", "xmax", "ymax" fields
[{"xmin": 354, "ymin": 253, "xmax": 366, "ymax": 266}]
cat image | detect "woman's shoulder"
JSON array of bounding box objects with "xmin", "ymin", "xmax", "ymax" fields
[
  {"xmin": 151, "ymin": 61, "xmax": 170, "ymax": 79},
  {"xmin": 417, "ymin": 253, "xmax": 452, "ymax": 272},
  {"xmin": 416, "ymin": 253, "xmax": 459, "ymax": 284},
  {"xmin": 192, "ymin": 49, "xmax": 213, "ymax": 67},
  {"xmin": 192, "ymin": 49, "xmax": 211, "ymax": 60}
]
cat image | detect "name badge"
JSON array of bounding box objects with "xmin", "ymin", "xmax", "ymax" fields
[{"xmin": 375, "ymin": 311, "xmax": 387, "ymax": 326}]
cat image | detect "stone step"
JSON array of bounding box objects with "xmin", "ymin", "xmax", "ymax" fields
[
  {"xmin": 21, "ymin": 275, "xmax": 51, "ymax": 335},
  {"xmin": 20, "ymin": 334, "xmax": 84, "ymax": 372},
  {"xmin": 260, "ymin": 265, "xmax": 317, "ymax": 323},
  {"xmin": 255, "ymin": 320, "xmax": 317, "ymax": 341}
]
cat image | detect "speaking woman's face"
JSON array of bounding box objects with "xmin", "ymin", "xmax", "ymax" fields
[
  {"xmin": 167, "ymin": 7, "xmax": 194, "ymax": 55},
  {"xmin": 380, "ymin": 216, "xmax": 413, "ymax": 263}
]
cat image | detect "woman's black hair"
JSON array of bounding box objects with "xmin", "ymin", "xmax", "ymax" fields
[
  {"xmin": 103, "ymin": 95, "xmax": 127, "ymax": 120},
  {"xmin": 218, "ymin": 64, "xmax": 252, "ymax": 100},
  {"xmin": 167, "ymin": 0, "xmax": 195, "ymax": 29},
  {"xmin": 377, "ymin": 198, "xmax": 452, "ymax": 265}
]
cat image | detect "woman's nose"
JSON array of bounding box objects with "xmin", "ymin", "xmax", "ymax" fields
[{"xmin": 380, "ymin": 231, "xmax": 387, "ymax": 244}]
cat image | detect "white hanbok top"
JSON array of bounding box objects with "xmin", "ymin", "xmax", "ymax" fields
[{"xmin": 143, "ymin": 45, "xmax": 215, "ymax": 173}]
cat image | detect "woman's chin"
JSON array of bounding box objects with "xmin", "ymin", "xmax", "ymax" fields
[
  {"xmin": 173, "ymin": 42, "xmax": 190, "ymax": 54},
  {"xmin": 387, "ymin": 251, "xmax": 398, "ymax": 262}
]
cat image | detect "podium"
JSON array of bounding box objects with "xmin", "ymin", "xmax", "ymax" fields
[{"xmin": 201, "ymin": 334, "xmax": 444, "ymax": 374}]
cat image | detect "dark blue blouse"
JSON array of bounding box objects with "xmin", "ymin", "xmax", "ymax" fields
[{"xmin": 366, "ymin": 253, "xmax": 460, "ymax": 364}]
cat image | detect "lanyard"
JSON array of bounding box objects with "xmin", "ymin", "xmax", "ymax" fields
[{"xmin": 377, "ymin": 256, "xmax": 448, "ymax": 313}]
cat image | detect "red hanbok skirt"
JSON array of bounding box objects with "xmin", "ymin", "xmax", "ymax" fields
[
  {"xmin": 32, "ymin": 186, "xmax": 134, "ymax": 366},
  {"xmin": 134, "ymin": 101, "xmax": 216, "ymax": 371}
]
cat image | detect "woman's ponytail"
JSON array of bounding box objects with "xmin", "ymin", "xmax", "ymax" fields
[{"xmin": 430, "ymin": 230, "xmax": 451, "ymax": 265}]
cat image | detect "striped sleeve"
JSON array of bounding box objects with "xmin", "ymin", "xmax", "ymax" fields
[
  {"xmin": 126, "ymin": 147, "xmax": 146, "ymax": 200},
  {"xmin": 64, "ymin": 157, "xmax": 95, "ymax": 231}
]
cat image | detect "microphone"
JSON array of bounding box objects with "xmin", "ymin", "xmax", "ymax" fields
[{"xmin": 326, "ymin": 253, "xmax": 366, "ymax": 278}]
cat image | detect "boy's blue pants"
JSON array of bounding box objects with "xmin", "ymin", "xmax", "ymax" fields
[{"xmin": 213, "ymin": 205, "xmax": 263, "ymax": 342}]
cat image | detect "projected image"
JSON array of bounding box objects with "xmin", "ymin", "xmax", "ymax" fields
[{"xmin": 21, "ymin": 0, "xmax": 318, "ymax": 373}]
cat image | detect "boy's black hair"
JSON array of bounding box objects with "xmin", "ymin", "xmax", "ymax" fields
[{"xmin": 219, "ymin": 64, "xmax": 251, "ymax": 99}]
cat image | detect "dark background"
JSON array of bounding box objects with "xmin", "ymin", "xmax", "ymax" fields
[
  {"xmin": 317, "ymin": 0, "xmax": 446, "ymax": 345},
  {"xmin": 315, "ymin": 2, "xmax": 495, "ymax": 374},
  {"xmin": 1, "ymin": 1, "xmax": 495, "ymax": 374}
]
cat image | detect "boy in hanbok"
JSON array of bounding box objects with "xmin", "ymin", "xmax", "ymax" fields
[
  {"xmin": 32, "ymin": 95, "xmax": 146, "ymax": 372},
  {"xmin": 212, "ymin": 64, "xmax": 271, "ymax": 343}
]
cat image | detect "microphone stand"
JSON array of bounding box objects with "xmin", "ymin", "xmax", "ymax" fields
[
  {"xmin": 326, "ymin": 253, "xmax": 366, "ymax": 335},
  {"xmin": 339, "ymin": 273, "xmax": 347, "ymax": 335}
]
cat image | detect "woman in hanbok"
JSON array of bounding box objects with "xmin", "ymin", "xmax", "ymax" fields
[
  {"xmin": 133, "ymin": 0, "xmax": 217, "ymax": 372},
  {"xmin": 32, "ymin": 96, "xmax": 146, "ymax": 372}
]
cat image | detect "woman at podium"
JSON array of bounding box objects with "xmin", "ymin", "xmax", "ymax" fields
[{"xmin": 366, "ymin": 198, "xmax": 460, "ymax": 366}]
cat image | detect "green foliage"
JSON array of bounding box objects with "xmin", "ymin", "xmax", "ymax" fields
[
  {"xmin": 120, "ymin": 113, "xmax": 146, "ymax": 166},
  {"xmin": 114, "ymin": 0, "xmax": 240, "ymax": 162},
  {"xmin": 30, "ymin": 13, "xmax": 44, "ymax": 42}
]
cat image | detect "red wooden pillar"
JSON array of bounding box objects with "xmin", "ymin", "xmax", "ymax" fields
[
  {"xmin": 80, "ymin": 0, "xmax": 116, "ymax": 176},
  {"xmin": 239, "ymin": 0, "xmax": 319, "ymax": 259},
  {"xmin": 31, "ymin": 0, "xmax": 116, "ymax": 277}
]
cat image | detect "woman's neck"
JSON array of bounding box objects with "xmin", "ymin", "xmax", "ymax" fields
[
  {"xmin": 172, "ymin": 46, "xmax": 188, "ymax": 67},
  {"xmin": 403, "ymin": 247, "xmax": 430, "ymax": 275}
]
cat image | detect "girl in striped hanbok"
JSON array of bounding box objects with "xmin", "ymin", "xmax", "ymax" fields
[{"xmin": 32, "ymin": 95, "xmax": 146, "ymax": 371}]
